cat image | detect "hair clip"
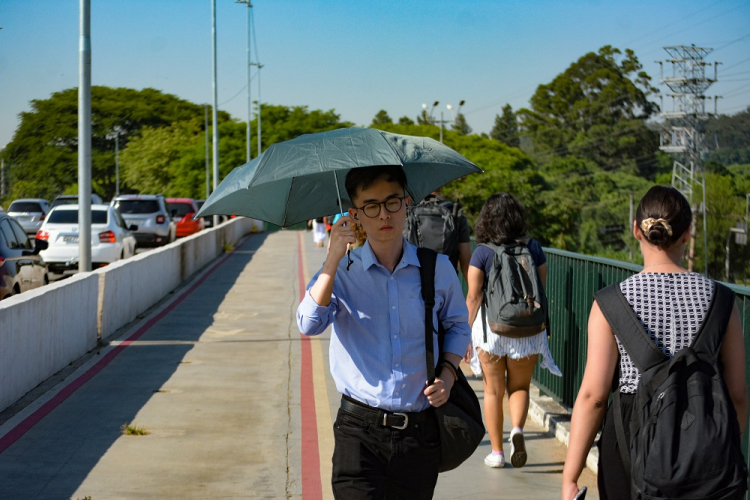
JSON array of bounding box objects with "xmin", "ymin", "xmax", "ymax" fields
[{"xmin": 640, "ymin": 217, "xmax": 673, "ymax": 236}]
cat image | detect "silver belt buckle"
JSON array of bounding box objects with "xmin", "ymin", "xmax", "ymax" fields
[{"xmin": 388, "ymin": 412, "xmax": 409, "ymax": 430}]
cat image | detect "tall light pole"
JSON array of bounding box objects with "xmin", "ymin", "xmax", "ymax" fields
[
  {"xmin": 252, "ymin": 62, "xmax": 263, "ymax": 154},
  {"xmin": 78, "ymin": 0, "xmax": 92, "ymax": 273},
  {"xmin": 211, "ymin": 0, "xmax": 219, "ymax": 228},
  {"xmin": 115, "ymin": 133, "xmax": 119, "ymax": 197},
  {"xmin": 205, "ymin": 104, "xmax": 210, "ymax": 199},
  {"xmin": 236, "ymin": 0, "xmax": 252, "ymax": 162}
]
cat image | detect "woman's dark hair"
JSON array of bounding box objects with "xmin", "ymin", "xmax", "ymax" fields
[
  {"xmin": 475, "ymin": 193, "xmax": 526, "ymax": 245},
  {"xmin": 635, "ymin": 185, "xmax": 692, "ymax": 249},
  {"xmin": 345, "ymin": 165, "xmax": 407, "ymax": 202}
]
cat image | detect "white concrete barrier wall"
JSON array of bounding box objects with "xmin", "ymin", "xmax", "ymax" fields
[
  {"xmin": 0, "ymin": 217, "xmax": 261, "ymax": 413},
  {"xmin": 0, "ymin": 272, "xmax": 98, "ymax": 412},
  {"xmin": 96, "ymin": 243, "xmax": 182, "ymax": 339}
]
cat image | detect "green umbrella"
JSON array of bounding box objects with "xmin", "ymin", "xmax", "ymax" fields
[{"xmin": 196, "ymin": 127, "xmax": 482, "ymax": 227}]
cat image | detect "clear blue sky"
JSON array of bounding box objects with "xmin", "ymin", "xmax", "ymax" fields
[{"xmin": 1, "ymin": 0, "xmax": 749, "ymax": 151}]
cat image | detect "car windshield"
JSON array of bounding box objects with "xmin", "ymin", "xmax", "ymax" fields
[
  {"xmin": 115, "ymin": 200, "xmax": 161, "ymax": 214},
  {"xmin": 48, "ymin": 209, "xmax": 108, "ymax": 224},
  {"xmin": 168, "ymin": 203, "xmax": 194, "ymax": 217},
  {"xmin": 8, "ymin": 202, "xmax": 43, "ymax": 212}
]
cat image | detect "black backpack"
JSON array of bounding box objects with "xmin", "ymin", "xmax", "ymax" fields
[
  {"xmin": 595, "ymin": 283, "xmax": 748, "ymax": 500},
  {"xmin": 479, "ymin": 240, "xmax": 547, "ymax": 342},
  {"xmin": 404, "ymin": 196, "xmax": 461, "ymax": 269}
]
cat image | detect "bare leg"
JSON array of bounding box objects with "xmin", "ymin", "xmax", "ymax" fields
[
  {"xmin": 506, "ymin": 355, "xmax": 538, "ymax": 429},
  {"xmin": 479, "ymin": 349, "xmax": 507, "ymax": 452}
]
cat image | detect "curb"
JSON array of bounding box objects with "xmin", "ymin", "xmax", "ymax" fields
[{"xmin": 527, "ymin": 383, "xmax": 599, "ymax": 474}]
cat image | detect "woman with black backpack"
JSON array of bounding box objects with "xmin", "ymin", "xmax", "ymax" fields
[
  {"xmin": 465, "ymin": 193, "xmax": 561, "ymax": 469},
  {"xmin": 562, "ymin": 186, "xmax": 748, "ymax": 500}
]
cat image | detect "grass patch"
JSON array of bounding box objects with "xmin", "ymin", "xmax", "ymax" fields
[
  {"xmin": 121, "ymin": 423, "xmax": 150, "ymax": 436},
  {"xmin": 222, "ymin": 243, "xmax": 234, "ymax": 253}
]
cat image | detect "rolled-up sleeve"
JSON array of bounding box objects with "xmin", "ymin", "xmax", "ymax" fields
[
  {"xmin": 436, "ymin": 258, "xmax": 471, "ymax": 356},
  {"xmin": 296, "ymin": 277, "xmax": 337, "ymax": 336}
]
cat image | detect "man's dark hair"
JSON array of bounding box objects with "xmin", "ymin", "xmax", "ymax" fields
[
  {"xmin": 345, "ymin": 165, "xmax": 407, "ymax": 202},
  {"xmin": 636, "ymin": 185, "xmax": 692, "ymax": 249},
  {"xmin": 474, "ymin": 192, "xmax": 526, "ymax": 245}
]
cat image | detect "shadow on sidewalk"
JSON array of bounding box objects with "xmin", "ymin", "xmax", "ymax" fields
[{"xmin": 0, "ymin": 232, "xmax": 268, "ymax": 500}]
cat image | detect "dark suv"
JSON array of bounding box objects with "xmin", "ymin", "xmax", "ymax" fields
[
  {"xmin": 0, "ymin": 213, "xmax": 48, "ymax": 299},
  {"xmin": 112, "ymin": 195, "xmax": 175, "ymax": 247}
]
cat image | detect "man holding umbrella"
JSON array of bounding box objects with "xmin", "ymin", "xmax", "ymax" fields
[{"xmin": 297, "ymin": 165, "xmax": 471, "ymax": 499}]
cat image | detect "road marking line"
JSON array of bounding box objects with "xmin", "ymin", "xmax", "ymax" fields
[
  {"xmin": 299, "ymin": 235, "xmax": 335, "ymax": 500},
  {"xmin": 297, "ymin": 232, "xmax": 323, "ymax": 500}
]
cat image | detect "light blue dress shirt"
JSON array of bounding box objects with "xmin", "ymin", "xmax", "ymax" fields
[{"xmin": 297, "ymin": 238, "xmax": 471, "ymax": 412}]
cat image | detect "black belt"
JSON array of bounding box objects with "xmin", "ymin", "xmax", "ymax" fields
[{"xmin": 340, "ymin": 395, "xmax": 430, "ymax": 430}]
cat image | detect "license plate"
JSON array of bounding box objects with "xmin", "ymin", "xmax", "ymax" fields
[{"xmin": 63, "ymin": 235, "xmax": 79, "ymax": 244}]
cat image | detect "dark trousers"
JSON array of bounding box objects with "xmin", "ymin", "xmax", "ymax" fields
[
  {"xmin": 598, "ymin": 393, "xmax": 634, "ymax": 500},
  {"xmin": 331, "ymin": 405, "xmax": 440, "ymax": 500}
]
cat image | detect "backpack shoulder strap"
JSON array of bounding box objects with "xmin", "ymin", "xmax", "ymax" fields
[
  {"xmin": 417, "ymin": 247, "xmax": 438, "ymax": 385},
  {"xmin": 477, "ymin": 243, "xmax": 499, "ymax": 344},
  {"xmin": 594, "ymin": 283, "xmax": 667, "ymax": 373},
  {"xmin": 690, "ymin": 282, "xmax": 735, "ymax": 357}
]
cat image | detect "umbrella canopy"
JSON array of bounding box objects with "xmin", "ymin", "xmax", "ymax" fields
[{"xmin": 196, "ymin": 127, "xmax": 482, "ymax": 227}]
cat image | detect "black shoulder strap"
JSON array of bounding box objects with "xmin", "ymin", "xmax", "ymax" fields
[
  {"xmin": 478, "ymin": 243, "xmax": 498, "ymax": 344},
  {"xmin": 417, "ymin": 247, "xmax": 438, "ymax": 385},
  {"xmin": 594, "ymin": 283, "xmax": 667, "ymax": 373},
  {"xmin": 690, "ymin": 283, "xmax": 735, "ymax": 357}
]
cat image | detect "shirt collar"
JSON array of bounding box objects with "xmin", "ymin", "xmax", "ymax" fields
[{"xmin": 361, "ymin": 237, "xmax": 420, "ymax": 272}]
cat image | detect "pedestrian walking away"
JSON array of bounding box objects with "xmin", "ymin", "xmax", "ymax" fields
[
  {"xmin": 297, "ymin": 165, "xmax": 471, "ymax": 500},
  {"xmin": 312, "ymin": 217, "xmax": 327, "ymax": 247},
  {"xmin": 464, "ymin": 193, "xmax": 561, "ymax": 470},
  {"xmin": 562, "ymin": 186, "xmax": 748, "ymax": 500},
  {"xmin": 403, "ymin": 189, "xmax": 472, "ymax": 279}
]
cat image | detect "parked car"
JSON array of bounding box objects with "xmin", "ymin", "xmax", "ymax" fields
[
  {"xmin": 37, "ymin": 204, "xmax": 137, "ymax": 278},
  {"xmin": 7, "ymin": 198, "xmax": 51, "ymax": 235},
  {"xmin": 51, "ymin": 193, "xmax": 104, "ymax": 209},
  {"xmin": 112, "ymin": 194, "xmax": 176, "ymax": 247},
  {"xmin": 0, "ymin": 213, "xmax": 48, "ymax": 300},
  {"xmin": 195, "ymin": 199, "xmax": 228, "ymax": 229},
  {"xmin": 167, "ymin": 198, "xmax": 204, "ymax": 237}
]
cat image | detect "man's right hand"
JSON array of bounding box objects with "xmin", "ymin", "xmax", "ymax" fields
[{"xmin": 327, "ymin": 215, "xmax": 356, "ymax": 262}]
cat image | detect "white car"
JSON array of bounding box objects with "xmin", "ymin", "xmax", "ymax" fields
[{"xmin": 37, "ymin": 204, "xmax": 138, "ymax": 278}]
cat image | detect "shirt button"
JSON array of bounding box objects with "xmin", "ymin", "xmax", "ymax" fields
[
  {"xmin": 391, "ymin": 306, "xmax": 396, "ymax": 310},
  {"xmin": 390, "ymin": 276, "xmax": 394, "ymax": 280},
  {"xmin": 393, "ymin": 335, "xmax": 398, "ymax": 339},
  {"xmin": 395, "ymin": 363, "xmax": 400, "ymax": 367}
]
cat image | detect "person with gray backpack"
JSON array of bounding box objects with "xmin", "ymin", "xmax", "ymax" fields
[
  {"xmin": 464, "ymin": 193, "xmax": 561, "ymax": 469},
  {"xmin": 562, "ymin": 186, "xmax": 748, "ymax": 500}
]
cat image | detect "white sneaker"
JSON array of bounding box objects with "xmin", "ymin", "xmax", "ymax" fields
[
  {"xmin": 509, "ymin": 428, "xmax": 527, "ymax": 468},
  {"xmin": 484, "ymin": 452, "xmax": 505, "ymax": 468}
]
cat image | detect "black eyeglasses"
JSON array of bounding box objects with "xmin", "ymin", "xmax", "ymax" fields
[{"xmin": 355, "ymin": 196, "xmax": 406, "ymax": 218}]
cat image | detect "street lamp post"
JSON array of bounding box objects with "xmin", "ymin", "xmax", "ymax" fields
[
  {"xmin": 115, "ymin": 133, "xmax": 119, "ymax": 197},
  {"xmin": 211, "ymin": 0, "xmax": 219, "ymax": 228},
  {"xmin": 236, "ymin": 0, "xmax": 252, "ymax": 162},
  {"xmin": 252, "ymin": 62, "xmax": 263, "ymax": 154}
]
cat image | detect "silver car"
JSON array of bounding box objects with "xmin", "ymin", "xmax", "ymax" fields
[
  {"xmin": 7, "ymin": 198, "xmax": 51, "ymax": 235},
  {"xmin": 111, "ymin": 194, "xmax": 175, "ymax": 247}
]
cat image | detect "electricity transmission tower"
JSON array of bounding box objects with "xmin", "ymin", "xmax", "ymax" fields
[{"xmin": 657, "ymin": 45, "xmax": 720, "ymax": 274}]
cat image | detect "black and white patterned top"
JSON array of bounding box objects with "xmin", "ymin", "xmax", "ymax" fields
[{"xmin": 616, "ymin": 272, "xmax": 715, "ymax": 393}]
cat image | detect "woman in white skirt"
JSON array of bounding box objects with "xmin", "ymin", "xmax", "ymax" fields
[
  {"xmin": 312, "ymin": 217, "xmax": 327, "ymax": 247},
  {"xmin": 464, "ymin": 193, "xmax": 561, "ymax": 469}
]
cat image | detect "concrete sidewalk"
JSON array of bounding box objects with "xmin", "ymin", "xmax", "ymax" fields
[{"xmin": 0, "ymin": 230, "xmax": 597, "ymax": 499}]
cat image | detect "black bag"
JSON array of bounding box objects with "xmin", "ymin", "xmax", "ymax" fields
[
  {"xmin": 480, "ymin": 240, "xmax": 547, "ymax": 342},
  {"xmin": 417, "ymin": 247, "xmax": 484, "ymax": 473},
  {"xmin": 405, "ymin": 196, "xmax": 461, "ymax": 268},
  {"xmin": 595, "ymin": 282, "xmax": 748, "ymax": 500}
]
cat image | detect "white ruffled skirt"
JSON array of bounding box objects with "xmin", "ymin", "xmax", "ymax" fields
[{"xmin": 469, "ymin": 311, "xmax": 562, "ymax": 377}]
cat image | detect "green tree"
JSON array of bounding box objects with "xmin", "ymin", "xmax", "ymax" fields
[
  {"xmin": 398, "ymin": 116, "xmax": 415, "ymax": 126},
  {"xmin": 706, "ymin": 106, "xmax": 750, "ymax": 165},
  {"xmin": 490, "ymin": 104, "xmax": 520, "ymax": 147},
  {"xmin": 1, "ymin": 87, "xmax": 215, "ymax": 202},
  {"xmin": 518, "ymin": 46, "xmax": 660, "ymax": 177},
  {"xmin": 451, "ymin": 113, "xmax": 472, "ymax": 135},
  {"xmin": 371, "ymin": 110, "xmax": 393, "ymax": 126}
]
